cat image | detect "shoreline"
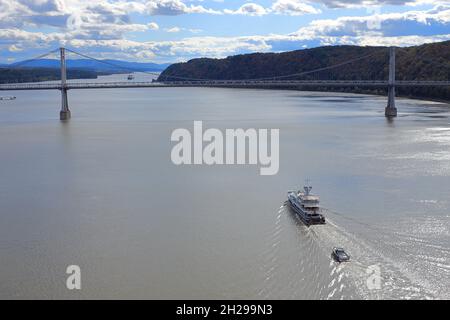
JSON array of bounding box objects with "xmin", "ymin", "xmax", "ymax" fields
[{"xmin": 181, "ymin": 84, "xmax": 450, "ymax": 105}]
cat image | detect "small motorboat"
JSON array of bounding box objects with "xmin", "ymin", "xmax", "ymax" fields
[{"xmin": 332, "ymin": 247, "xmax": 350, "ymax": 263}]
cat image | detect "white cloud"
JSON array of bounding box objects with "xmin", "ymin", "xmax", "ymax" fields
[
  {"xmin": 188, "ymin": 28, "xmax": 203, "ymax": 34},
  {"xmin": 8, "ymin": 44, "xmax": 23, "ymax": 52},
  {"xmin": 0, "ymin": 0, "xmax": 221, "ymax": 30},
  {"xmin": 0, "ymin": 0, "xmax": 324, "ymax": 32},
  {"xmin": 224, "ymin": 1, "xmax": 321, "ymax": 16},
  {"xmin": 146, "ymin": 0, "xmax": 221, "ymax": 15},
  {"xmin": 224, "ymin": 3, "xmax": 268, "ymax": 16},
  {"xmin": 164, "ymin": 26, "xmax": 202, "ymax": 33},
  {"xmin": 308, "ymin": 0, "xmax": 446, "ymax": 8},
  {"xmin": 1, "ymin": 1, "xmax": 449, "ymax": 63},
  {"xmin": 2, "ymin": 26, "xmax": 449, "ymax": 63},
  {"xmin": 291, "ymin": 5, "xmax": 450, "ymax": 38},
  {"xmin": 148, "ymin": 22, "xmax": 159, "ymax": 30},
  {"xmin": 20, "ymin": 0, "xmax": 66, "ymax": 13},
  {"xmin": 165, "ymin": 26, "xmax": 181, "ymax": 32},
  {"xmin": 272, "ymin": 0, "xmax": 322, "ymax": 15}
]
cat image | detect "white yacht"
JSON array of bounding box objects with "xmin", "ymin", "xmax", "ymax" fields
[
  {"xmin": 0, "ymin": 96, "xmax": 16, "ymax": 100},
  {"xmin": 287, "ymin": 184, "xmax": 326, "ymax": 226}
]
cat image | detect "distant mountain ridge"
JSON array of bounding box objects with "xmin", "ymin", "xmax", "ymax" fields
[
  {"xmin": 8, "ymin": 59, "xmax": 169, "ymax": 73},
  {"xmin": 0, "ymin": 68, "xmax": 99, "ymax": 84},
  {"xmin": 0, "ymin": 58, "xmax": 169, "ymax": 84}
]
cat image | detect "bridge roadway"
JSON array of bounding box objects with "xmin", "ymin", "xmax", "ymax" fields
[{"xmin": 1, "ymin": 80, "xmax": 450, "ymax": 91}]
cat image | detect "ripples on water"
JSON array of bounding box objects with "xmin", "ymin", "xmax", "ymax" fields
[{"xmin": 0, "ymin": 82, "xmax": 449, "ymax": 299}]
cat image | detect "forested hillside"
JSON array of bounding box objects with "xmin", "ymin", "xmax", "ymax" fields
[{"xmin": 159, "ymin": 41, "xmax": 450, "ymax": 101}]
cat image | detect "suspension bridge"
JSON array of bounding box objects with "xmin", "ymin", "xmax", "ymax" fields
[{"xmin": 1, "ymin": 47, "xmax": 449, "ymax": 120}]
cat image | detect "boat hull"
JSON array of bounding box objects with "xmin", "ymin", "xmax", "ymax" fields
[{"xmin": 287, "ymin": 192, "xmax": 326, "ymax": 226}]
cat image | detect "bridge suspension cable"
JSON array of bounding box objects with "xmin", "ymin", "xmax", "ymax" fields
[
  {"xmin": 2, "ymin": 46, "xmax": 387, "ymax": 83},
  {"xmin": 1, "ymin": 49, "xmax": 60, "ymax": 69},
  {"xmin": 64, "ymin": 48, "xmax": 162, "ymax": 77},
  {"xmin": 65, "ymin": 46, "xmax": 388, "ymax": 82},
  {"xmin": 65, "ymin": 48, "xmax": 218, "ymax": 81},
  {"xmin": 159, "ymin": 48, "xmax": 387, "ymax": 82}
]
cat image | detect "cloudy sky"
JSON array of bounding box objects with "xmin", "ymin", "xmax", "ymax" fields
[{"xmin": 0, "ymin": 0, "xmax": 449, "ymax": 63}]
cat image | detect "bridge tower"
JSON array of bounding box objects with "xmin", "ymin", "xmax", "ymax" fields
[
  {"xmin": 385, "ymin": 46, "xmax": 397, "ymax": 117},
  {"xmin": 59, "ymin": 47, "xmax": 71, "ymax": 120}
]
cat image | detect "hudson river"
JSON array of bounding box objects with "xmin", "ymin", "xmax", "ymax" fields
[{"xmin": 0, "ymin": 74, "xmax": 449, "ymax": 299}]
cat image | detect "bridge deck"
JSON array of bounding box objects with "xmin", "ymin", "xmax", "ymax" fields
[{"xmin": 0, "ymin": 80, "xmax": 449, "ymax": 91}]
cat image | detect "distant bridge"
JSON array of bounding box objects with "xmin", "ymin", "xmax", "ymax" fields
[{"xmin": 1, "ymin": 47, "xmax": 449, "ymax": 120}]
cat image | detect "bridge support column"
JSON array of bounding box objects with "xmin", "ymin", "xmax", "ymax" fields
[
  {"xmin": 59, "ymin": 47, "xmax": 71, "ymax": 121},
  {"xmin": 385, "ymin": 85, "xmax": 397, "ymax": 117},
  {"xmin": 60, "ymin": 87, "xmax": 71, "ymax": 120},
  {"xmin": 385, "ymin": 46, "xmax": 397, "ymax": 117}
]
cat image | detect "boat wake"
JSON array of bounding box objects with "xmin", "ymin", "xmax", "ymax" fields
[
  {"xmin": 257, "ymin": 204, "xmax": 355, "ymax": 299},
  {"xmin": 258, "ymin": 203, "xmax": 446, "ymax": 299}
]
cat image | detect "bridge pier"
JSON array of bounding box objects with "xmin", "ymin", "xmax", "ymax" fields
[
  {"xmin": 59, "ymin": 47, "xmax": 71, "ymax": 121},
  {"xmin": 60, "ymin": 87, "xmax": 71, "ymax": 120},
  {"xmin": 385, "ymin": 46, "xmax": 397, "ymax": 117},
  {"xmin": 385, "ymin": 85, "xmax": 397, "ymax": 117}
]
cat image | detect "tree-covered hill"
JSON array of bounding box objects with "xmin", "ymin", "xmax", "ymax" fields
[{"xmin": 159, "ymin": 41, "xmax": 450, "ymax": 101}]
